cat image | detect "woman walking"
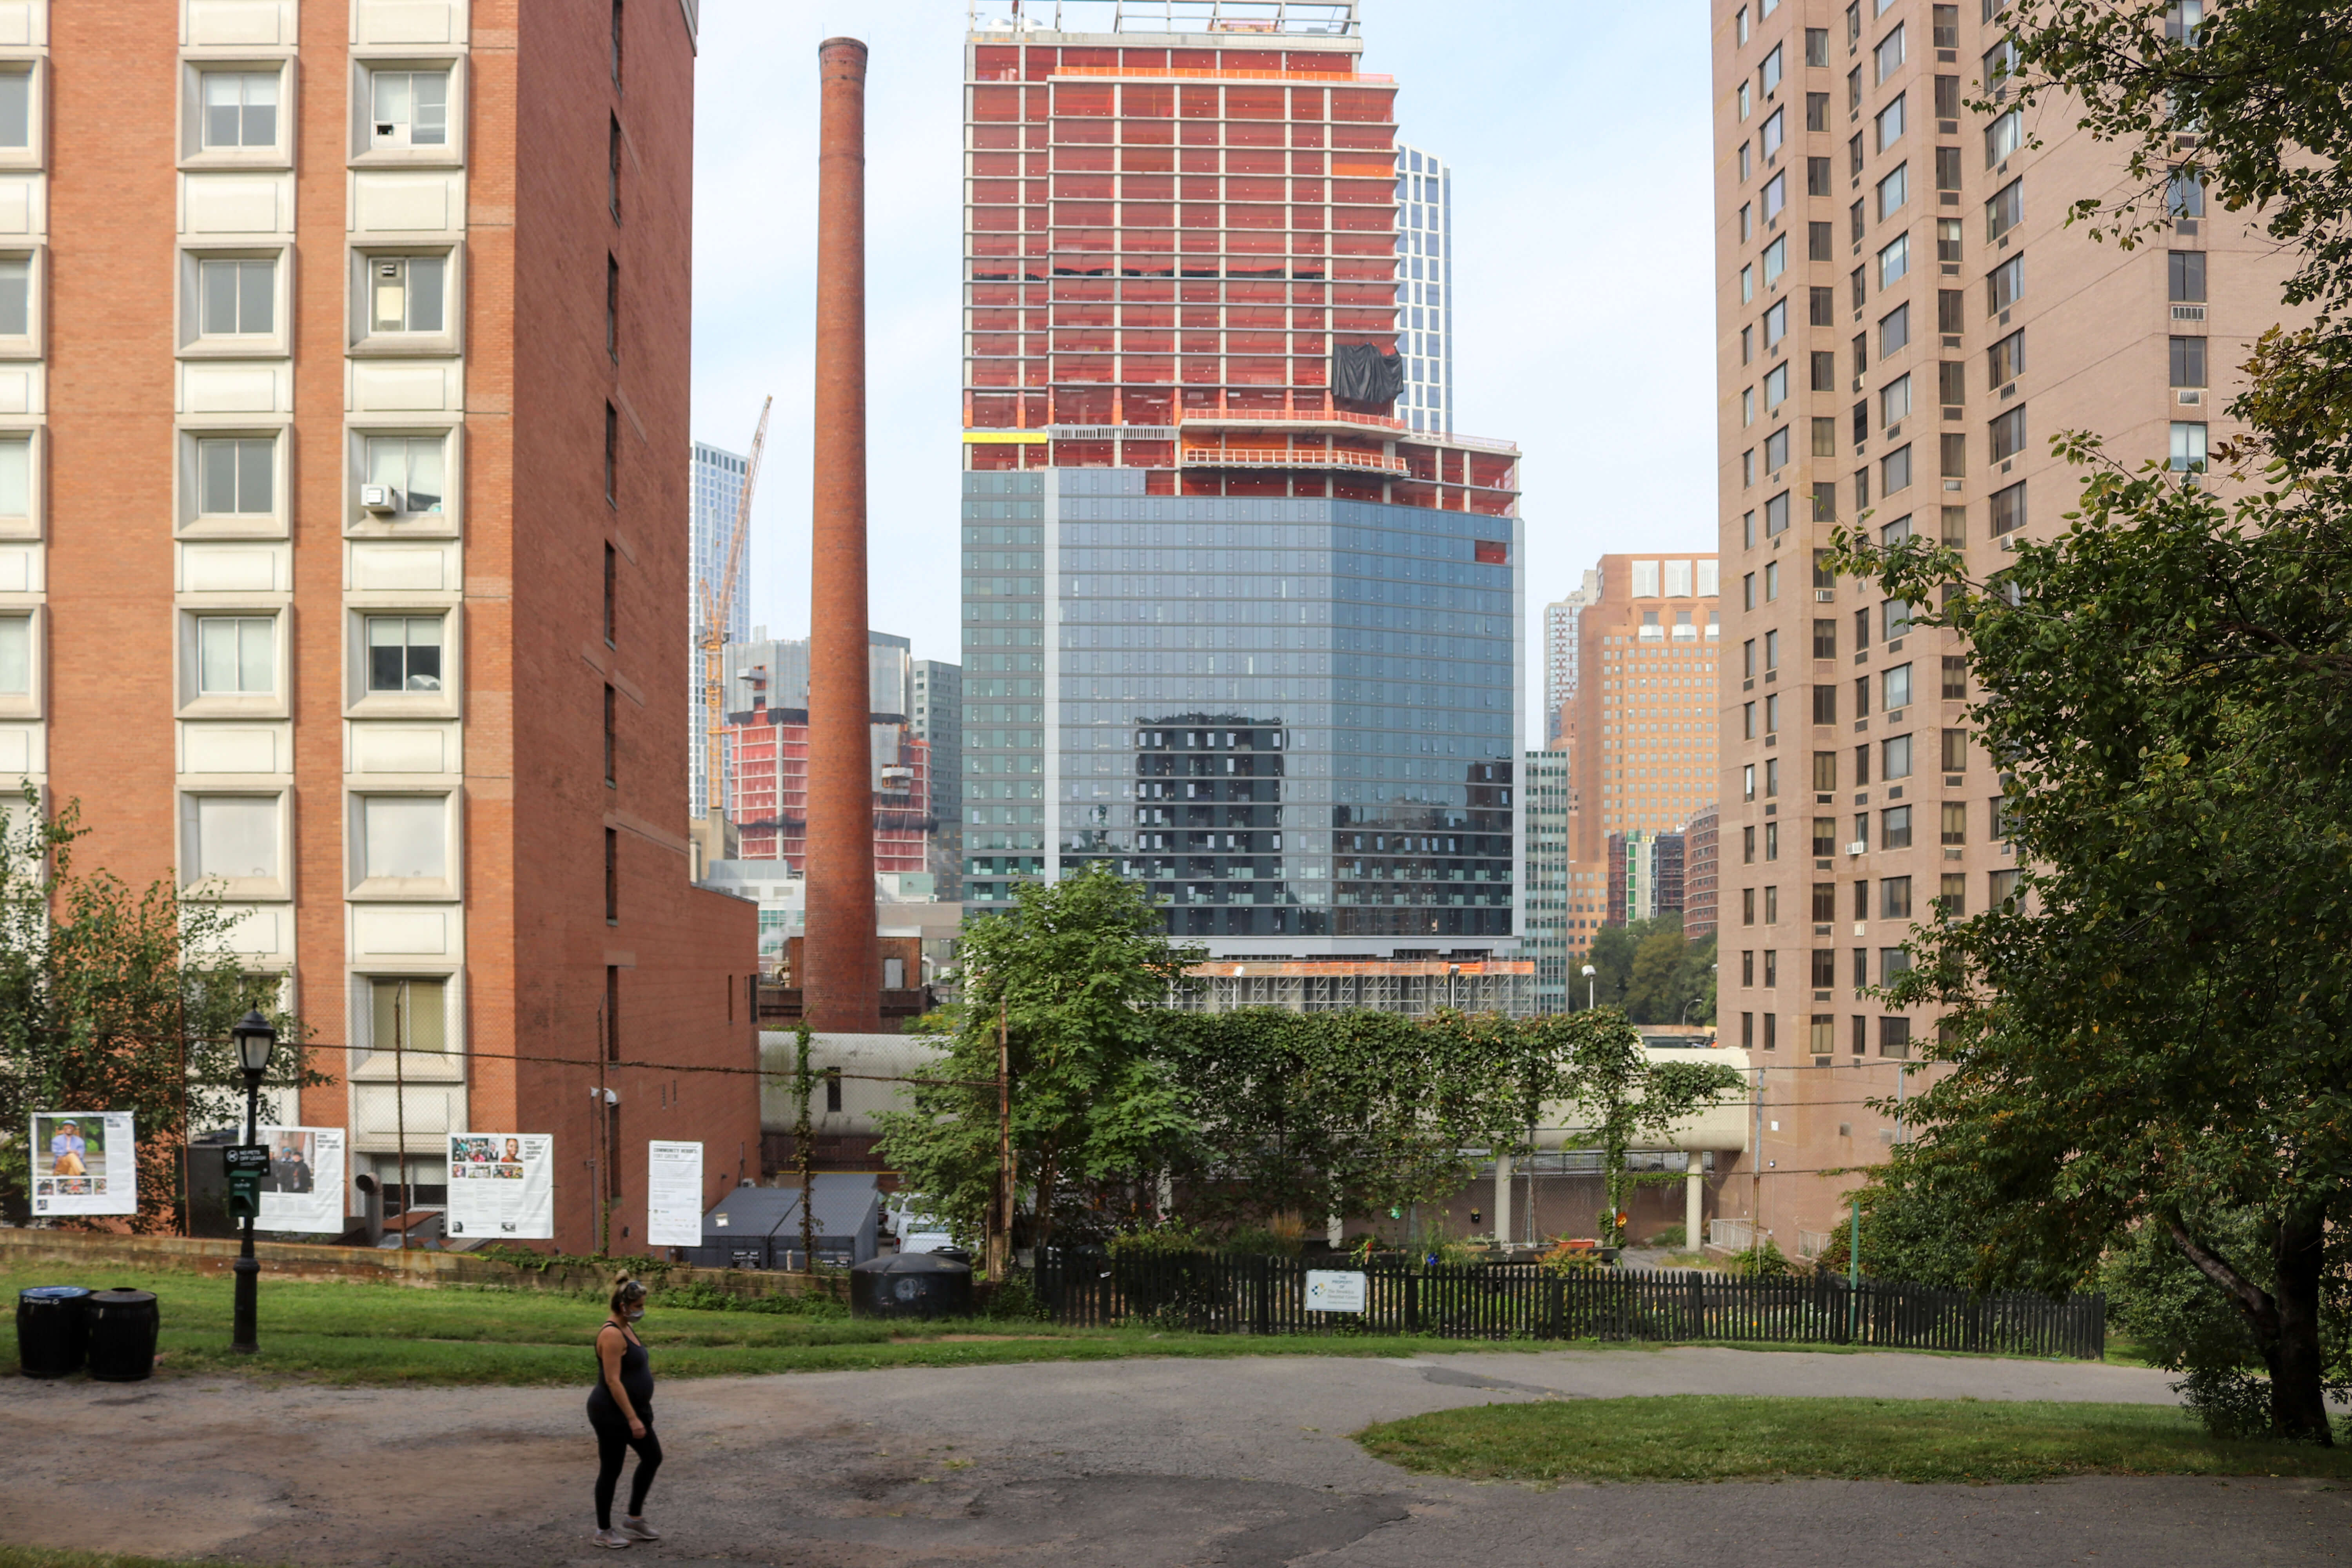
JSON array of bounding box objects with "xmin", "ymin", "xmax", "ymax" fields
[{"xmin": 587, "ymin": 1274, "xmax": 662, "ymax": 1548}]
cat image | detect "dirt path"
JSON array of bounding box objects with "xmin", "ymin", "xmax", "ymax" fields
[{"xmin": 0, "ymin": 1347, "xmax": 2341, "ymax": 1567}]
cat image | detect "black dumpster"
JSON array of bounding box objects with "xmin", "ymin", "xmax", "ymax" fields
[
  {"xmin": 17, "ymin": 1286, "xmax": 90, "ymax": 1378},
  {"xmin": 84, "ymin": 1288, "xmax": 158, "ymax": 1382},
  {"xmin": 849, "ymin": 1251, "xmax": 973, "ymax": 1321}
]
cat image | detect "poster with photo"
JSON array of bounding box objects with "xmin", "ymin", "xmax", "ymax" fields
[
  {"xmin": 256, "ymin": 1125, "xmax": 346, "ymax": 1234},
  {"xmin": 30, "ymin": 1111, "xmax": 136, "ymax": 1217},
  {"xmin": 646, "ymin": 1141, "xmax": 704, "ymax": 1249},
  {"xmin": 444, "ymin": 1131, "xmax": 553, "ymax": 1240}
]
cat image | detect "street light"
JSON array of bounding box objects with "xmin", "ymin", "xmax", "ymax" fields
[
  {"xmin": 1581, "ymin": 964, "xmax": 1597, "ymax": 1013},
  {"xmin": 229, "ymin": 1008, "xmax": 277, "ymax": 1356}
]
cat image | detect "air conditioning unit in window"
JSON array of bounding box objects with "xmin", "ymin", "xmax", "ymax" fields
[
  {"xmin": 1846, "ymin": 840, "xmax": 1867, "ymax": 856},
  {"xmin": 2176, "ymin": 389, "xmax": 2202, "ymax": 406},
  {"xmin": 360, "ymin": 485, "xmax": 398, "ymax": 513},
  {"xmin": 1814, "ymin": 588, "xmax": 1834, "ymax": 603}
]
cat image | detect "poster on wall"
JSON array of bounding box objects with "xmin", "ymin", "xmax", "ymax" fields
[
  {"xmin": 256, "ymin": 1126, "xmax": 346, "ymax": 1234},
  {"xmin": 444, "ymin": 1132, "xmax": 554, "ymax": 1240},
  {"xmin": 30, "ymin": 1111, "xmax": 137, "ymax": 1217},
  {"xmin": 646, "ymin": 1141, "xmax": 704, "ymax": 1249}
]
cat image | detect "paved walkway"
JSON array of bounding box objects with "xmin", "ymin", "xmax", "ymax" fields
[{"xmin": 0, "ymin": 1347, "xmax": 2342, "ymax": 1566}]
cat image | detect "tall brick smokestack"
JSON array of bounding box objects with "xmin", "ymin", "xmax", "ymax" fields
[{"xmin": 803, "ymin": 36, "xmax": 881, "ymax": 1033}]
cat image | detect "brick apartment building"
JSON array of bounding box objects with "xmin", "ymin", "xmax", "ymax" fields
[
  {"xmin": 21, "ymin": 0, "xmax": 757, "ymax": 1250},
  {"xmin": 1711, "ymin": 0, "xmax": 2297, "ymax": 1254}
]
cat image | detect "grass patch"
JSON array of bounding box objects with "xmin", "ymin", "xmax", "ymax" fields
[
  {"xmin": 1355, "ymin": 1395, "xmax": 2352, "ymax": 1485},
  {"xmin": 0, "ymin": 1268, "xmax": 1540, "ymax": 1387}
]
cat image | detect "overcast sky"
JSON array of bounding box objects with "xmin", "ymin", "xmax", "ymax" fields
[{"xmin": 689, "ymin": 1, "xmax": 1716, "ymax": 733}]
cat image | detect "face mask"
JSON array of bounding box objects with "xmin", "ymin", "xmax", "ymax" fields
[{"xmin": 626, "ymin": 1307, "xmax": 645, "ymax": 1321}]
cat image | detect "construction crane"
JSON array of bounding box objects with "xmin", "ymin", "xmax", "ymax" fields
[{"xmin": 696, "ymin": 396, "xmax": 772, "ymax": 873}]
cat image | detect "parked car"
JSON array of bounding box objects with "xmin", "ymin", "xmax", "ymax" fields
[{"xmin": 884, "ymin": 1192, "xmax": 957, "ymax": 1254}]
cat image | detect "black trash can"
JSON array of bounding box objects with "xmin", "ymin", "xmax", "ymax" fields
[
  {"xmin": 849, "ymin": 1251, "xmax": 974, "ymax": 1320},
  {"xmin": 84, "ymin": 1288, "xmax": 159, "ymax": 1382},
  {"xmin": 17, "ymin": 1286, "xmax": 91, "ymax": 1378}
]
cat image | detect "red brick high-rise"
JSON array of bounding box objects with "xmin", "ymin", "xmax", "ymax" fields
[{"xmin": 26, "ymin": 0, "xmax": 755, "ymax": 1249}]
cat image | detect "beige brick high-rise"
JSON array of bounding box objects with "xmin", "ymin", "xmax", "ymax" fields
[
  {"xmin": 1711, "ymin": 0, "xmax": 2296, "ymax": 1254},
  {"xmin": 19, "ymin": 0, "xmax": 757, "ymax": 1251}
]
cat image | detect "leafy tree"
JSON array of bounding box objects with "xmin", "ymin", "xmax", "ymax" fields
[
  {"xmin": 1587, "ymin": 915, "xmax": 1717, "ymax": 1024},
  {"xmin": 1541, "ymin": 1009, "xmax": 1744, "ymax": 1248},
  {"xmin": 0, "ymin": 787, "xmax": 307, "ymax": 1231},
  {"xmin": 873, "ymin": 865, "xmax": 1202, "ymax": 1258},
  {"xmin": 1824, "ymin": 0, "xmax": 2352, "ymax": 1445}
]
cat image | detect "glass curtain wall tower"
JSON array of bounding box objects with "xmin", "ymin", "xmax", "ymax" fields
[
  {"xmin": 689, "ymin": 440, "xmax": 750, "ymax": 820},
  {"xmin": 960, "ymin": 1, "xmax": 1524, "ymax": 958},
  {"xmin": 1393, "ymin": 142, "xmax": 1450, "ymax": 434}
]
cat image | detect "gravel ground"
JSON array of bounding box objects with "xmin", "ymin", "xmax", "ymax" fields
[{"xmin": 0, "ymin": 1345, "xmax": 2342, "ymax": 1567}]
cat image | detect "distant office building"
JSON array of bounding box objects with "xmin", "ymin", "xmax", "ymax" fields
[
  {"xmin": 1393, "ymin": 142, "xmax": 1452, "ymax": 435},
  {"xmin": 1683, "ymin": 807, "xmax": 1719, "ymax": 938},
  {"xmin": 1543, "ymin": 568, "xmax": 1602, "ymax": 748},
  {"xmin": 690, "ymin": 442, "xmax": 751, "ymax": 820},
  {"xmin": 1521, "ymin": 749, "xmax": 1574, "ymax": 1011},
  {"xmin": 1563, "ymin": 555, "xmax": 1721, "ymax": 868},
  {"xmin": 911, "ymin": 661, "xmax": 964, "ymax": 900},
  {"xmin": 1608, "ymin": 828, "xmax": 1684, "ymax": 927}
]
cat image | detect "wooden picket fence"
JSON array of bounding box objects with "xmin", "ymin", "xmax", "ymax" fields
[{"xmin": 1031, "ymin": 1251, "xmax": 2105, "ymax": 1359}]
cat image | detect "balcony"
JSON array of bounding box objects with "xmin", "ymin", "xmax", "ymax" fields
[
  {"xmin": 1180, "ymin": 442, "xmax": 1406, "ymax": 475},
  {"xmin": 1180, "ymin": 406, "xmax": 1520, "ymax": 456}
]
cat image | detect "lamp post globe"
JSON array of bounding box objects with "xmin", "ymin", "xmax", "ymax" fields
[
  {"xmin": 1580, "ymin": 964, "xmax": 1597, "ymax": 1013},
  {"xmin": 229, "ymin": 1008, "xmax": 277, "ymax": 1355}
]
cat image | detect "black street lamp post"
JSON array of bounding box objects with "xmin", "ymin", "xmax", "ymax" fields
[{"xmin": 230, "ymin": 1009, "xmax": 278, "ymax": 1355}]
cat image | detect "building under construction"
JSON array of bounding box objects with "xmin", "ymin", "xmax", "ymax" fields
[{"xmin": 1171, "ymin": 956, "xmax": 1533, "ymax": 1016}]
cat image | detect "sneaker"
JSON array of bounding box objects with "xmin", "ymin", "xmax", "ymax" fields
[
  {"xmin": 592, "ymin": 1528, "xmax": 632, "ymax": 1549},
  {"xmin": 621, "ymin": 1518, "xmax": 662, "ymax": 1543}
]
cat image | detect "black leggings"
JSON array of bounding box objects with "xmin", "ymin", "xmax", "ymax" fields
[{"xmin": 592, "ymin": 1416, "xmax": 662, "ymax": 1529}]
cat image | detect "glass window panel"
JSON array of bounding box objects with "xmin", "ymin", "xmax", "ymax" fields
[
  {"xmin": 364, "ymin": 795, "xmax": 447, "ymax": 880},
  {"xmin": 407, "ymin": 255, "xmax": 445, "ymax": 331},
  {"xmin": 371, "ymin": 976, "xmax": 449, "ymax": 1054},
  {"xmin": 193, "ymin": 795, "xmax": 278, "ymax": 880},
  {"xmin": 0, "ymin": 72, "xmax": 27, "ymax": 150},
  {"xmin": 237, "ymin": 437, "xmax": 272, "ymax": 512},
  {"xmin": 0, "ymin": 257, "xmax": 28, "ymax": 337},
  {"xmin": 0, "ymin": 613, "xmax": 26, "ymax": 693},
  {"xmin": 237, "ymin": 258, "xmax": 273, "ymax": 333},
  {"xmin": 241, "ymin": 72, "xmax": 278, "ymax": 146},
  {"xmin": 372, "ymin": 71, "xmax": 411, "ymax": 129},
  {"xmin": 0, "ymin": 436, "xmax": 27, "ymax": 517},
  {"xmin": 412, "ymin": 73, "xmax": 448, "ymax": 145},
  {"xmin": 201, "ymin": 260, "xmax": 237, "ymax": 334},
  {"xmin": 198, "ymin": 617, "xmax": 237, "ymax": 691},
  {"xmin": 239, "ymin": 616, "xmax": 272, "ymax": 691}
]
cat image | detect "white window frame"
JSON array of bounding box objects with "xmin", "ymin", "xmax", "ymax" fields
[
  {"xmin": 0, "ymin": 604, "xmax": 44, "ymax": 721},
  {"xmin": 177, "ymin": 245, "xmax": 292, "ymax": 359},
  {"xmin": 0, "ymin": 60, "xmax": 51, "ymax": 172},
  {"xmin": 0, "ymin": 424, "xmax": 45, "ymax": 541},
  {"xmin": 347, "ymin": 56, "xmax": 468, "ymax": 168},
  {"xmin": 345, "ymin": 789, "xmax": 463, "ymax": 899},
  {"xmin": 178, "ymin": 58, "xmax": 296, "ymax": 169},
  {"xmin": 0, "ymin": 245, "xmax": 45, "ymax": 361},
  {"xmin": 176, "ymin": 425, "xmax": 290, "ymax": 538},
  {"xmin": 347, "ymin": 423, "xmax": 461, "ymax": 537},
  {"xmin": 350, "ymin": 969, "xmax": 465, "ymax": 1079},
  {"xmin": 344, "ymin": 604, "xmax": 461, "ymax": 717},
  {"xmin": 176, "ymin": 606, "xmax": 288, "ymax": 719},
  {"xmin": 347, "ymin": 243, "xmax": 465, "ymax": 357},
  {"xmin": 177, "ymin": 788, "xmax": 291, "ymax": 900}
]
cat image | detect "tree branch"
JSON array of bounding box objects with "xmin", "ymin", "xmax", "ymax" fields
[{"xmin": 2166, "ymin": 1217, "xmax": 2281, "ymax": 1335}]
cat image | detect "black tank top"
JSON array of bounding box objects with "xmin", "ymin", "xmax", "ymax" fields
[{"xmin": 587, "ymin": 1324, "xmax": 653, "ymax": 1422}]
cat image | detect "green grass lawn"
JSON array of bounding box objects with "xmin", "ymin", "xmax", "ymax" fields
[
  {"xmin": 2, "ymin": 1267, "xmax": 1547, "ymax": 1386},
  {"xmin": 1355, "ymin": 1394, "xmax": 2352, "ymax": 1484}
]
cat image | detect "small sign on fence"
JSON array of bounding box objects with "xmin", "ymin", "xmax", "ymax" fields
[{"xmin": 1304, "ymin": 1269, "xmax": 1367, "ymax": 1312}]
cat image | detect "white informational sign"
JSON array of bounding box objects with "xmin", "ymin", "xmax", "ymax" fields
[
  {"xmin": 444, "ymin": 1132, "xmax": 554, "ymax": 1241},
  {"xmin": 1305, "ymin": 1269, "xmax": 1368, "ymax": 1313},
  {"xmin": 646, "ymin": 1140, "xmax": 704, "ymax": 1249},
  {"xmin": 256, "ymin": 1125, "xmax": 345, "ymax": 1234},
  {"xmin": 30, "ymin": 1111, "xmax": 136, "ymax": 1217}
]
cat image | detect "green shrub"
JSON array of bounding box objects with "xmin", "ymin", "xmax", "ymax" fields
[
  {"xmin": 1107, "ymin": 1223, "xmax": 1207, "ymax": 1257},
  {"xmin": 1646, "ymin": 1224, "xmax": 1687, "ymax": 1249},
  {"xmin": 983, "ymin": 1273, "xmax": 1048, "ymax": 1322},
  {"xmin": 1726, "ymin": 1238, "xmax": 1792, "ymax": 1279}
]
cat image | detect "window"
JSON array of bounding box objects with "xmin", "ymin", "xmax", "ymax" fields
[
  {"xmin": 1933, "ymin": 3, "xmax": 1958, "ymax": 46},
  {"xmin": 609, "ymin": 114, "xmax": 623, "ymax": 219},
  {"xmin": 1880, "ymin": 874, "xmax": 1912, "ymax": 918},
  {"xmin": 1765, "ymin": 361, "xmax": 1789, "ymax": 408},
  {"xmin": 1763, "ymin": 109, "xmax": 1786, "ymax": 162},
  {"xmin": 1880, "ymin": 372, "xmax": 1912, "ymax": 426},
  {"xmin": 202, "ymin": 70, "xmax": 279, "ymax": 149},
  {"xmin": 1764, "ymin": 950, "xmax": 1779, "ymax": 986},
  {"xmin": 1765, "ymin": 628, "xmax": 1782, "ymax": 669},
  {"xmin": 1882, "ymin": 661, "xmax": 1912, "ymax": 710},
  {"xmin": 1877, "ymin": 162, "xmax": 1907, "ymax": 221},
  {"xmin": 1940, "ymin": 728, "xmax": 1970, "ymax": 771},
  {"xmin": 1883, "ymin": 731, "xmax": 1914, "ymax": 780},
  {"xmin": 1763, "ymin": 232, "xmax": 1788, "ymax": 287},
  {"xmin": 1811, "ymin": 949, "xmax": 1836, "ymax": 987},
  {"xmin": 1882, "ymin": 805, "xmax": 1913, "ymax": 848},
  {"xmin": 1810, "ymin": 282, "xmax": 1835, "ymax": 325},
  {"xmin": 1850, "ymin": 196, "xmax": 1866, "ymax": 244},
  {"xmin": 1813, "ymin": 683, "xmax": 1838, "ymax": 723},
  {"xmin": 1762, "ymin": 43, "xmax": 1784, "ymax": 94},
  {"xmin": 1764, "ymin": 296, "xmax": 1788, "ymax": 347},
  {"xmin": 1741, "ymin": 203, "xmax": 1755, "ymax": 244},
  {"xmin": 1741, "ymin": 264, "xmax": 1755, "ymax": 304},
  {"xmin": 1849, "ymin": 131, "xmax": 1864, "ymax": 178},
  {"xmin": 1986, "ymin": 178, "xmax": 2024, "ymax": 242},
  {"xmin": 1991, "ymin": 867, "xmax": 2020, "ymax": 910},
  {"xmin": 1938, "ymin": 216, "xmax": 1963, "ymax": 263},
  {"xmin": 1883, "ymin": 598, "xmax": 1914, "ymax": 639},
  {"xmin": 1766, "ymin": 489, "xmax": 1791, "ymax": 536},
  {"xmin": 1990, "ymin": 479, "xmax": 2027, "ymax": 535},
  {"xmin": 1935, "ymin": 146, "xmax": 1962, "ymax": 196},
  {"xmin": 1807, "ymin": 90, "xmax": 1830, "ymax": 131},
  {"xmin": 2168, "ymin": 168, "xmax": 2204, "ymax": 218},
  {"xmin": 1744, "ymin": 448, "xmax": 1756, "ymax": 486},
  {"xmin": 368, "ymin": 255, "xmax": 447, "ymax": 334},
  {"xmin": 364, "ymin": 434, "xmax": 446, "ymax": 514},
  {"xmin": 0, "ymin": 613, "xmax": 27, "ymax": 694},
  {"xmin": 1941, "ymin": 655, "xmax": 1968, "ymax": 699},
  {"xmin": 197, "ymin": 436, "xmax": 273, "ymax": 515},
  {"xmin": 1942, "ymin": 503, "xmax": 1967, "ymax": 543},
  {"xmin": 1882, "ymin": 443, "xmax": 1913, "ymax": 494},
  {"xmin": 1875, "ymin": 91, "xmax": 1906, "ymax": 153},
  {"xmin": 0, "ymin": 256, "xmax": 24, "ymax": 338},
  {"xmin": 2170, "ymin": 421, "xmax": 2207, "ymax": 471},
  {"xmin": 1938, "ymin": 288, "xmax": 1965, "ymax": 333},
  {"xmin": 2169, "ymin": 336, "xmax": 2207, "ymax": 388},
  {"xmin": 1743, "ymin": 387, "xmax": 1757, "ymax": 427},
  {"xmin": 605, "ymin": 255, "xmax": 619, "ymax": 361},
  {"xmin": 1934, "ymin": 73, "xmax": 1960, "ymax": 120},
  {"xmin": 0, "ymin": 70, "xmax": 26, "ymax": 151},
  {"xmin": 370, "ymin": 69, "xmax": 450, "ymax": 149},
  {"xmin": 1813, "ymin": 750, "xmax": 1838, "ymax": 790},
  {"xmin": 1988, "ymin": 327, "xmax": 2025, "ymax": 387},
  {"xmin": 1936, "ymin": 802, "xmax": 1969, "ymax": 848},
  {"xmin": 1852, "ymin": 808, "xmax": 1871, "ymax": 849},
  {"xmin": 1766, "ymin": 885, "xmax": 1781, "ymax": 924},
  {"xmin": 187, "ymin": 794, "xmax": 279, "ymax": 882},
  {"xmin": 196, "ymin": 615, "xmax": 273, "ymax": 695},
  {"xmin": 1878, "ymin": 232, "xmax": 1909, "ymax": 289},
  {"xmin": 361, "ymin": 795, "xmax": 448, "ymax": 881},
  {"xmin": 1766, "ymin": 820, "xmax": 1782, "ymax": 860},
  {"xmin": 366, "ymin": 615, "xmax": 445, "ymax": 692},
  {"xmin": 1941, "ymin": 431, "xmax": 1967, "ymax": 476},
  {"xmin": 603, "ymin": 685, "xmax": 618, "ymax": 787},
  {"xmin": 1742, "ymin": 325, "xmax": 1753, "ymax": 363},
  {"xmin": 2169, "ymin": 250, "xmax": 2207, "ymax": 302},
  {"xmin": 1814, "ymin": 480, "xmax": 1839, "ymax": 522},
  {"xmin": 1808, "ymin": 27, "xmax": 1830, "ymax": 65},
  {"xmin": 1813, "ymin": 416, "xmax": 1837, "ymax": 456},
  {"xmin": 1874, "ymin": 23, "xmax": 1906, "ymax": 83},
  {"xmin": 606, "ymin": 828, "xmax": 619, "ymax": 924},
  {"xmin": 1739, "ymin": 81, "xmax": 1752, "ymax": 120},
  {"xmin": 1813, "ymin": 615, "xmax": 1840, "ymax": 658},
  {"xmin": 1987, "ymin": 253, "xmax": 2023, "ymax": 314},
  {"xmin": 1766, "ymin": 425, "xmax": 1790, "ymax": 470},
  {"xmin": 604, "ymin": 403, "xmax": 619, "ymax": 505},
  {"xmin": 370, "ymin": 976, "xmax": 448, "ymax": 1058},
  {"xmin": 2166, "ymin": 0, "xmax": 2204, "ymax": 42},
  {"xmin": 612, "ymin": 0, "xmax": 627, "ymax": 87},
  {"xmin": 1990, "ymin": 404, "xmax": 2026, "ymax": 461},
  {"xmin": 1983, "ymin": 38, "xmax": 2019, "ymax": 97},
  {"xmin": 1984, "ymin": 108, "xmax": 2023, "ymax": 167},
  {"xmin": 603, "ymin": 543, "xmax": 617, "ymax": 645},
  {"xmin": 1939, "ymin": 873, "xmax": 1966, "ymax": 914},
  {"xmin": 1938, "ymin": 360, "xmax": 1967, "ymax": 408},
  {"xmin": 199, "ymin": 257, "xmax": 275, "ymax": 336}
]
